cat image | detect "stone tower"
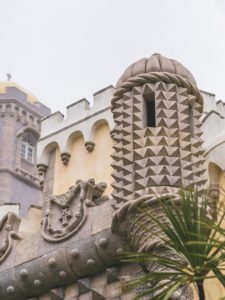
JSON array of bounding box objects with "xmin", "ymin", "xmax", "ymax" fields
[
  {"xmin": 0, "ymin": 81, "xmax": 50, "ymax": 216},
  {"xmin": 111, "ymin": 53, "xmax": 206, "ymax": 203},
  {"xmin": 111, "ymin": 54, "xmax": 208, "ymax": 300}
]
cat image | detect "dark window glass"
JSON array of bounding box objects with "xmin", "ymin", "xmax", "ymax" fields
[{"xmin": 144, "ymin": 93, "xmax": 156, "ymax": 127}]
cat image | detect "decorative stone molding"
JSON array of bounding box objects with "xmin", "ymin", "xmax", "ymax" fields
[
  {"xmin": 37, "ymin": 164, "xmax": 48, "ymax": 190},
  {"xmin": 0, "ymin": 229, "xmax": 125, "ymax": 300},
  {"xmin": 37, "ymin": 164, "xmax": 48, "ymax": 176},
  {"xmin": 112, "ymin": 71, "xmax": 203, "ymax": 108},
  {"xmin": 110, "ymin": 129, "xmax": 119, "ymax": 141},
  {"xmin": 85, "ymin": 141, "xmax": 95, "ymax": 152},
  {"xmin": 41, "ymin": 178, "xmax": 108, "ymax": 242},
  {"xmin": 60, "ymin": 152, "xmax": 71, "ymax": 165},
  {"xmin": 16, "ymin": 125, "xmax": 40, "ymax": 139},
  {"xmin": 112, "ymin": 194, "xmax": 178, "ymax": 251},
  {"xmin": 0, "ymin": 212, "xmax": 21, "ymax": 265},
  {"xmin": 112, "ymin": 193, "xmax": 194, "ymax": 299},
  {"xmin": 15, "ymin": 167, "xmax": 39, "ymax": 185}
]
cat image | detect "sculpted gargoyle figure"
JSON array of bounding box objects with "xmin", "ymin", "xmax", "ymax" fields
[
  {"xmin": 41, "ymin": 178, "xmax": 108, "ymax": 242},
  {"xmin": 0, "ymin": 212, "xmax": 21, "ymax": 264}
]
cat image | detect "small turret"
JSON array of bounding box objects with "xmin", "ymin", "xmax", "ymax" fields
[{"xmin": 111, "ymin": 53, "xmax": 206, "ymax": 203}]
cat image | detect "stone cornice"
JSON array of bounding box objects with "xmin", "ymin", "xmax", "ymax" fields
[
  {"xmin": 0, "ymin": 167, "xmax": 40, "ymax": 189},
  {"xmin": 0, "ymin": 99, "xmax": 44, "ymax": 118}
]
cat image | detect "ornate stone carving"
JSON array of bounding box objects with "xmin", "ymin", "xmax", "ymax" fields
[
  {"xmin": 41, "ymin": 178, "xmax": 107, "ymax": 242},
  {"xmin": 0, "ymin": 212, "xmax": 21, "ymax": 264},
  {"xmin": 37, "ymin": 163, "xmax": 48, "ymax": 189},
  {"xmin": 15, "ymin": 167, "xmax": 39, "ymax": 185},
  {"xmin": 112, "ymin": 194, "xmax": 194, "ymax": 299},
  {"xmin": 61, "ymin": 152, "xmax": 71, "ymax": 165},
  {"xmin": 37, "ymin": 163, "xmax": 48, "ymax": 176},
  {"xmin": 85, "ymin": 141, "xmax": 95, "ymax": 152}
]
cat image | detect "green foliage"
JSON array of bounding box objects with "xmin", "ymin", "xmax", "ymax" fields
[{"xmin": 122, "ymin": 190, "xmax": 225, "ymax": 300}]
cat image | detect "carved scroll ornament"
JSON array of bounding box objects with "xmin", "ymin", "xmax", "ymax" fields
[
  {"xmin": 0, "ymin": 212, "xmax": 21, "ymax": 264},
  {"xmin": 41, "ymin": 178, "xmax": 107, "ymax": 242}
]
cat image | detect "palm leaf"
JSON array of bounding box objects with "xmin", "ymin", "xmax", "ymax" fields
[{"xmin": 122, "ymin": 189, "xmax": 225, "ymax": 299}]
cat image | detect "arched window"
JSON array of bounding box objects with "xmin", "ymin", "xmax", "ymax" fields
[{"xmin": 21, "ymin": 132, "xmax": 36, "ymax": 162}]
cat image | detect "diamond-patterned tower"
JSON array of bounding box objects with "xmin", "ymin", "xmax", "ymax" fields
[{"xmin": 111, "ymin": 54, "xmax": 206, "ymax": 203}]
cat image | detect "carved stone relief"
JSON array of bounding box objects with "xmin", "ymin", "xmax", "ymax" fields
[
  {"xmin": 0, "ymin": 212, "xmax": 21, "ymax": 264},
  {"xmin": 85, "ymin": 141, "xmax": 95, "ymax": 152},
  {"xmin": 112, "ymin": 193, "xmax": 194, "ymax": 299},
  {"xmin": 60, "ymin": 152, "xmax": 71, "ymax": 165},
  {"xmin": 41, "ymin": 178, "xmax": 108, "ymax": 242}
]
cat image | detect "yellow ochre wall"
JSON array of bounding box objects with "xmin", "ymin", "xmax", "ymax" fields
[
  {"xmin": 53, "ymin": 123, "xmax": 113, "ymax": 196},
  {"xmin": 192, "ymin": 281, "xmax": 224, "ymax": 300},
  {"xmin": 53, "ymin": 133, "xmax": 225, "ymax": 299},
  {"xmin": 198, "ymin": 166, "xmax": 225, "ymax": 300},
  {"xmin": 219, "ymin": 170, "xmax": 225, "ymax": 199}
]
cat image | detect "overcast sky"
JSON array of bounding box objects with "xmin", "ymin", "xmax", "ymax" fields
[{"xmin": 0, "ymin": 0, "xmax": 225, "ymax": 114}]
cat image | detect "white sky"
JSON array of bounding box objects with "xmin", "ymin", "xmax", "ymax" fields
[{"xmin": 0, "ymin": 0, "xmax": 225, "ymax": 114}]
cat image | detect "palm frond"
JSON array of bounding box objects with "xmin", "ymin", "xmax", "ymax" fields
[{"xmin": 122, "ymin": 189, "xmax": 225, "ymax": 300}]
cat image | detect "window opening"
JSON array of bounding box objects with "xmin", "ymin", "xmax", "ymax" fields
[
  {"xmin": 21, "ymin": 132, "xmax": 36, "ymax": 162},
  {"xmin": 144, "ymin": 93, "xmax": 156, "ymax": 127}
]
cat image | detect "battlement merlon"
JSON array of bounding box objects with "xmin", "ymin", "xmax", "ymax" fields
[{"xmin": 40, "ymin": 85, "xmax": 115, "ymax": 138}]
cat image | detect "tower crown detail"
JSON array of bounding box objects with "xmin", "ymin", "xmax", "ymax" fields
[
  {"xmin": 0, "ymin": 81, "xmax": 39, "ymax": 104},
  {"xmin": 117, "ymin": 53, "xmax": 196, "ymax": 88}
]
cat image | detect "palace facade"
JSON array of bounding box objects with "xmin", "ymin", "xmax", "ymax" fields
[{"xmin": 0, "ymin": 54, "xmax": 225, "ymax": 299}]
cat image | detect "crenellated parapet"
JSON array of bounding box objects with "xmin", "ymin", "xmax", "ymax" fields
[
  {"xmin": 201, "ymin": 91, "xmax": 225, "ymax": 172},
  {"xmin": 37, "ymin": 85, "xmax": 115, "ymax": 171}
]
